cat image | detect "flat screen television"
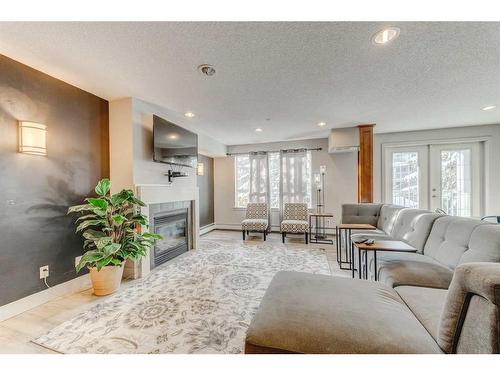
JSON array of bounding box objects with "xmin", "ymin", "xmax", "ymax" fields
[{"xmin": 153, "ymin": 115, "xmax": 198, "ymax": 168}]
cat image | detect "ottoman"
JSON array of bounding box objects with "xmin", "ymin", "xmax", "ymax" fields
[{"xmin": 245, "ymin": 271, "xmax": 442, "ymax": 354}]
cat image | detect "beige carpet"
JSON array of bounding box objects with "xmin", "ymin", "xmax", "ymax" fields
[{"xmin": 33, "ymin": 235, "xmax": 331, "ymax": 354}]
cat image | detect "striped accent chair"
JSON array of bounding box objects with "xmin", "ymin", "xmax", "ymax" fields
[
  {"xmin": 281, "ymin": 203, "xmax": 309, "ymax": 244},
  {"xmin": 242, "ymin": 203, "xmax": 269, "ymax": 241}
]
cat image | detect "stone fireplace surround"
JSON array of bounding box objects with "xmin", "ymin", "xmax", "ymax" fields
[{"xmin": 123, "ymin": 184, "xmax": 199, "ymax": 279}]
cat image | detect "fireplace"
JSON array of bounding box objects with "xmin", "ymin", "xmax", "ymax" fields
[{"xmin": 150, "ymin": 207, "xmax": 191, "ymax": 268}]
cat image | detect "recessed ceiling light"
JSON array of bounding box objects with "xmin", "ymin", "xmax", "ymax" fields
[
  {"xmin": 184, "ymin": 112, "xmax": 195, "ymax": 118},
  {"xmin": 482, "ymin": 105, "xmax": 497, "ymax": 111},
  {"xmin": 372, "ymin": 27, "xmax": 400, "ymax": 45},
  {"xmin": 198, "ymin": 64, "xmax": 216, "ymax": 76},
  {"xmin": 255, "ymin": 128, "xmax": 263, "ymax": 132},
  {"xmin": 318, "ymin": 122, "xmax": 327, "ymax": 127}
]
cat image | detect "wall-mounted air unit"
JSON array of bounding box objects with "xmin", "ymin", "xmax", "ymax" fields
[{"xmin": 328, "ymin": 127, "xmax": 359, "ymax": 153}]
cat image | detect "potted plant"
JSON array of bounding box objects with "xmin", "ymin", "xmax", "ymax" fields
[{"xmin": 68, "ymin": 179, "xmax": 161, "ymax": 296}]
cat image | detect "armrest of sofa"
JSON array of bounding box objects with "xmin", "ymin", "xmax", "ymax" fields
[
  {"xmin": 341, "ymin": 203, "xmax": 382, "ymax": 226},
  {"xmin": 438, "ymin": 262, "xmax": 500, "ymax": 353}
]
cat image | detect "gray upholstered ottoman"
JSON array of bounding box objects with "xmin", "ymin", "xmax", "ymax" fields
[{"xmin": 245, "ymin": 271, "xmax": 442, "ymax": 354}]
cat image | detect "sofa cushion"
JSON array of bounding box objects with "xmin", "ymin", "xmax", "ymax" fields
[
  {"xmin": 377, "ymin": 252, "xmax": 453, "ymax": 289},
  {"xmin": 395, "ymin": 286, "xmax": 447, "ymax": 341},
  {"xmin": 423, "ymin": 216, "xmax": 488, "ymax": 269},
  {"xmin": 459, "ymin": 224, "xmax": 500, "ymax": 265},
  {"xmin": 391, "ymin": 209, "xmax": 442, "ymax": 253},
  {"xmin": 245, "ymin": 271, "xmax": 442, "ymax": 354},
  {"xmin": 377, "ymin": 204, "xmax": 403, "ymax": 234},
  {"xmin": 341, "ymin": 203, "xmax": 382, "ymax": 226}
]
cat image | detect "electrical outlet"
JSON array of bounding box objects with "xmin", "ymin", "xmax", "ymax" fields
[
  {"xmin": 75, "ymin": 256, "xmax": 82, "ymax": 268},
  {"xmin": 39, "ymin": 265, "xmax": 49, "ymax": 279}
]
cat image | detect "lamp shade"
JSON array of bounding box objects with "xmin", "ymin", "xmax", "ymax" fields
[
  {"xmin": 313, "ymin": 172, "xmax": 322, "ymax": 190},
  {"xmin": 197, "ymin": 162, "xmax": 204, "ymax": 176},
  {"xmin": 18, "ymin": 121, "xmax": 47, "ymax": 156}
]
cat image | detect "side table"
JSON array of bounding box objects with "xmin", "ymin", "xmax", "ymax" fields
[
  {"xmin": 336, "ymin": 223, "xmax": 377, "ymax": 276},
  {"xmin": 308, "ymin": 213, "xmax": 334, "ymax": 245},
  {"xmin": 353, "ymin": 240, "xmax": 417, "ymax": 281}
]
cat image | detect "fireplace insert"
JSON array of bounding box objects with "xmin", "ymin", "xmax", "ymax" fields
[{"xmin": 151, "ymin": 208, "xmax": 189, "ymax": 268}]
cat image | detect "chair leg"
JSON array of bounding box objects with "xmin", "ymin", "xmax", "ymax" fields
[
  {"xmin": 242, "ymin": 230, "xmax": 245, "ymax": 240},
  {"xmin": 282, "ymin": 232, "xmax": 286, "ymax": 243},
  {"xmin": 263, "ymin": 231, "xmax": 266, "ymax": 241},
  {"xmin": 305, "ymin": 232, "xmax": 309, "ymax": 244}
]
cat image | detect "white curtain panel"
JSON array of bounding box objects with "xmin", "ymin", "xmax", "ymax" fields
[
  {"xmin": 280, "ymin": 150, "xmax": 312, "ymax": 211},
  {"xmin": 249, "ymin": 152, "xmax": 270, "ymax": 204}
]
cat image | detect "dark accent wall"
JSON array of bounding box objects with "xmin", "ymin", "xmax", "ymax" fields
[
  {"xmin": 0, "ymin": 55, "xmax": 109, "ymax": 306},
  {"xmin": 197, "ymin": 154, "xmax": 215, "ymax": 228}
]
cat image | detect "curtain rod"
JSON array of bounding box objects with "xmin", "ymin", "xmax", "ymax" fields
[{"xmin": 226, "ymin": 147, "xmax": 322, "ymax": 156}]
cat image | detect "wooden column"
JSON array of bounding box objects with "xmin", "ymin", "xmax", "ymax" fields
[{"xmin": 357, "ymin": 124, "xmax": 375, "ymax": 203}]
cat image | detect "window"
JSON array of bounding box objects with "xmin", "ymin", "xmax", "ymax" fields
[
  {"xmin": 234, "ymin": 155, "xmax": 250, "ymax": 208},
  {"xmin": 234, "ymin": 151, "xmax": 312, "ymax": 209},
  {"xmin": 391, "ymin": 151, "xmax": 419, "ymax": 208},
  {"xmin": 268, "ymin": 152, "xmax": 280, "ymax": 209},
  {"xmin": 439, "ymin": 149, "xmax": 472, "ymax": 217},
  {"xmin": 281, "ymin": 150, "xmax": 312, "ymax": 208}
]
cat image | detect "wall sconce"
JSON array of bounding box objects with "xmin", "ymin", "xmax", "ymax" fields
[
  {"xmin": 18, "ymin": 121, "xmax": 47, "ymax": 156},
  {"xmin": 197, "ymin": 162, "xmax": 204, "ymax": 176}
]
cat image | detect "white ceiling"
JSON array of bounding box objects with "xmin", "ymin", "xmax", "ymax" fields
[{"xmin": 0, "ymin": 22, "xmax": 499, "ymax": 145}]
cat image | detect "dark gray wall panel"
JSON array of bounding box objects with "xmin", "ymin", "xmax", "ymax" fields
[
  {"xmin": 197, "ymin": 154, "xmax": 214, "ymax": 228},
  {"xmin": 0, "ymin": 54, "xmax": 109, "ymax": 306}
]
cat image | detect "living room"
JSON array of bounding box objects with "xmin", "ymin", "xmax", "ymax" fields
[{"xmin": 1, "ymin": 1, "xmax": 500, "ymax": 374}]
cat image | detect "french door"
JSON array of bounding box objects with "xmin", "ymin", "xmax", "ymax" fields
[
  {"xmin": 429, "ymin": 143, "xmax": 481, "ymax": 217},
  {"xmin": 385, "ymin": 141, "xmax": 482, "ymax": 217},
  {"xmin": 385, "ymin": 146, "xmax": 428, "ymax": 209}
]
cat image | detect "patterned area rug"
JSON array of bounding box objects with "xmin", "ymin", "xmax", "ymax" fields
[{"xmin": 33, "ymin": 236, "xmax": 331, "ymax": 354}]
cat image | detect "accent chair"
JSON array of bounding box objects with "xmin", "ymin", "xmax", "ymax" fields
[
  {"xmin": 242, "ymin": 203, "xmax": 269, "ymax": 241},
  {"xmin": 281, "ymin": 203, "xmax": 309, "ymax": 244}
]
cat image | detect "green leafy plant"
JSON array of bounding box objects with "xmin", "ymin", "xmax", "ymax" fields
[{"xmin": 68, "ymin": 179, "xmax": 162, "ymax": 272}]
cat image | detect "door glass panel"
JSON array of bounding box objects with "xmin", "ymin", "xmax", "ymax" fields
[
  {"xmin": 392, "ymin": 152, "xmax": 419, "ymax": 208},
  {"xmin": 440, "ymin": 149, "xmax": 472, "ymax": 217}
]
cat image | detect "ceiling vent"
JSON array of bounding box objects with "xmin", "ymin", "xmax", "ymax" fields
[
  {"xmin": 198, "ymin": 64, "xmax": 216, "ymax": 76},
  {"xmin": 328, "ymin": 127, "xmax": 359, "ymax": 153}
]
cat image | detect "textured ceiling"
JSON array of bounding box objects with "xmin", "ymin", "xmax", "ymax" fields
[{"xmin": 0, "ymin": 22, "xmax": 499, "ymax": 145}]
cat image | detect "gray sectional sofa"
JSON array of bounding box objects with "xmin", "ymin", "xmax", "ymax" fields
[{"xmin": 244, "ymin": 203, "xmax": 500, "ymax": 354}]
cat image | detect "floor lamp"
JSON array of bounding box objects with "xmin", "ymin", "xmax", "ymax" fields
[{"xmin": 314, "ymin": 166, "xmax": 326, "ymax": 239}]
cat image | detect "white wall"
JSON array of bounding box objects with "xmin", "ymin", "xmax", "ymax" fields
[
  {"xmin": 214, "ymin": 138, "xmax": 358, "ymax": 230},
  {"xmin": 373, "ymin": 123, "xmax": 500, "ymax": 215},
  {"xmin": 109, "ymin": 97, "xmax": 227, "ymax": 190},
  {"xmin": 109, "ymin": 98, "xmax": 134, "ymax": 190}
]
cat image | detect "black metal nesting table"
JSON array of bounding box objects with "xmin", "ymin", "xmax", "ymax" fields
[
  {"xmin": 308, "ymin": 212, "xmax": 335, "ymax": 245},
  {"xmin": 336, "ymin": 223, "xmax": 377, "ymax": 276}
]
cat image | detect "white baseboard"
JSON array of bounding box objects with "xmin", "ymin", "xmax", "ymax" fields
[
  {"xmin": 215, "ymin": 223, "xmax": 280, "ymax": 231},
  {"xmin": 215, "ymin": 223, "xmax": 244, "ymax": 231},
  {"xmin": 215, "ymin": 223, "xmax": 336, "ymax": 235},
  {"xmin": 200, "ymin": 223, "xmax": 216, "ymax": 235},
  {"xmin": 0, "ymin": 274, "xmax": 91, "ymax": 322}
]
